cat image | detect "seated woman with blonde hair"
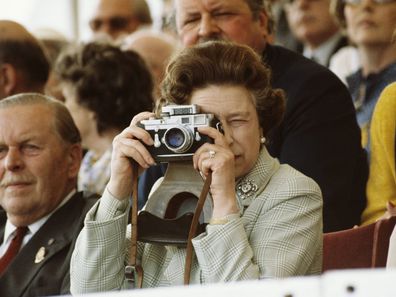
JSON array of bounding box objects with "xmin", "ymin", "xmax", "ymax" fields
[{"xmin": 70, "ymin": 41, "xmax": 323, "ymax": 293}]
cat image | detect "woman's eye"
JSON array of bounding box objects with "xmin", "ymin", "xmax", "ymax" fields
[{"xmin": 231, "ymin": 119, "xmax": 245, "ymax": 125}]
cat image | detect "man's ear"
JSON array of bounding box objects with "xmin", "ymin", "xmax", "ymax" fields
[
  {"xmin": 66, "ymin": 143, "xmax": 83, "ymax": 179},
  {"xmin": 257, "ymin": 9, "xmax": 271, "ymax": 42},
  {"xmin": 0, "ymin": 63, "xmax": 18, "ymax": 96}
]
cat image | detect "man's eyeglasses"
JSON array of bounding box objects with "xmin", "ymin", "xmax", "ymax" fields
[
  {"xmin": 343, "ymin": 0, "xmax": 396, "ymax": 5},
  {"xmin": 89, "ymin": 16, "xmax": 132, "ymax": 31}
]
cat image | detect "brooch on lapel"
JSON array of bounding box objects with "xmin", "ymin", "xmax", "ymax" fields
[
  {"xmin": 236, "ymin": 179, "xmax": 258, "ymax": 200},
  {"xmin": 35, "ymin": 247, "xmax": 46, "ymax": 264}
]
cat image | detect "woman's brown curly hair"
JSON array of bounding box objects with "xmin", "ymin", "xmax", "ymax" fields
[{"xmin": 159, "ymin": 41, "xmax": 285, "ymax": 136}]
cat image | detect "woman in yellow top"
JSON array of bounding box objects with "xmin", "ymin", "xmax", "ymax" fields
[{"xmin": 362, "ymin": 82, "xmax": 396, "ymax": 224}]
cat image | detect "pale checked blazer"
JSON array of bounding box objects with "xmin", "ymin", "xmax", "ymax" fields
[{"xmin": 70, "ymin": 147, "xmax": 323, "ymax": 294}]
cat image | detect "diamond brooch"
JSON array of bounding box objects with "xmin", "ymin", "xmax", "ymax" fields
[{"xmin": 237, "ymin": 179, "xmax": 258, "ymax": 200}]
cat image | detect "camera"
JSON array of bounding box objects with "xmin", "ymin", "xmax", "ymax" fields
[{"xmin": 138, "ymin": 104, "xmax": 220, "ymax": 162}]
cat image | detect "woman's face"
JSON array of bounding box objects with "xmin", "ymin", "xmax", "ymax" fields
[
  {"xmin": 61, "ymin": 84, "xmax": 95, "ymax": 148},
  {"xmin": 190, "ymin": 84, "xmax": 262, "ymax": 179},
  {"xmin": 344, "ymin": 0, "xmax": 396, "ymax": 47}
]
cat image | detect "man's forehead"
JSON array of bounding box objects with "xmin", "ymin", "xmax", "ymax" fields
[
  {"xmin": 175, "ymin": 0, "xmax": 247, "ymax": 12},
  {"xmin": 0, "ymin": 104, "xmax": 53, "ymax": 125},
  {"xmin": 0, "ymin": 106, "xmax": 56, "ymax": 141}
]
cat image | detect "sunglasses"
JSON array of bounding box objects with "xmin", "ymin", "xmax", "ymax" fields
[
  {"xmin": 89, "ymin": 16, "xmax": 132, "ymax": 31},
  {"xmin": 343, "ymin": 0, "xmax": 396, "ymax": 4}
]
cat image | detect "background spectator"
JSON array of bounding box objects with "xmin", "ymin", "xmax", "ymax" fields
[
  {"xmin": 55, "ymin": 41, "xmax": 154, "ymax": 198},
  {"xmin": 89, "ymin": 0, "xmax": 152, "ymax": 42},
  {"xmin": 122, "ymin": 29, "xmax": 179, "ymax": 98},
  {"xmin": 362, "ymin": 82, "xmax": 396, "ymax": 224},
  {"xmin": 0, "ymin": 20, "xmax": 49, "ymax": 99},
  {"xmin": 284, "ymin": 0, "xmax": 348, "ymax": 66},
  {"xmin": 33, "ymin": 27, "xmax": 70, "ymax": 101},
  {"xmin": 333, "ymin": 0, "xmax": 396, "ymax": 155}
]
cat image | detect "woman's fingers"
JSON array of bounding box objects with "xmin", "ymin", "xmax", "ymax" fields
[
  {"xmin": 118, "ymin": 137, "xmax": 155, "ymax": 168},
  {"xmin": 130, "ymin": 111, "xmax": 155, "ymax": 125}
]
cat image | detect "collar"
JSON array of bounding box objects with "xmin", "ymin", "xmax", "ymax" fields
[
  {"xmin": 303, "ymin": 32, "xmax": 344, "ymax": 66},
  {"xmin": 235, "ymin": 147, "xmax": 280, "ymax": 209}
]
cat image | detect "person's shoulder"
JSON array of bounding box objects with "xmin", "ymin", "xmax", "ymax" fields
[
  {"xmin": 266, "ymin": 45, "xmax": 345, "ymax": 86},
  {"xmin": 373, "ymin": 83, "xmax": 396, "ymax": 118},
  {"xmin": 65, "ymin": 191, "xmax": 99, "ymax": 215},
  {"xmin": 272, "ymin": 163, "xmax": 322, "ymax": 199},
  {"xmin": 380, "ymin": 82, "xmax": 396, "ymax": 101},
  {"xmin": 80, "ymin": 191, "xmax": 101, "ymax": 207},
  {"xmin": 267, "ymin": 45, "xmax": 324, "ymax": 71}
]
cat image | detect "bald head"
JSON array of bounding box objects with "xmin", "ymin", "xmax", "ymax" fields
[
  {"xmin": 0, "ymin": 20, "xmax": 49, "ymax": 98},
  {"xmin": 0, "ymin": 20, "xmax": 37, "ymax": 42},
  {"xmin": 123, "ymin": 31, "xmax": 179, "ymax": 97}
]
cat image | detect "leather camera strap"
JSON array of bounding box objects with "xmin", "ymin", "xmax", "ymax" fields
[
  {"xmin": 125, "ymin": 162, "xmax": 143, "ymax": 289},
  {"xmin": 184, "ymin": 172, "xmax": 212, "ymax": 284}
]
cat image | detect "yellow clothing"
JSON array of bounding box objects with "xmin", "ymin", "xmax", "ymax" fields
[{"xmin": 362, "ymin": 83, "xmax": 396, "ymax": 225}]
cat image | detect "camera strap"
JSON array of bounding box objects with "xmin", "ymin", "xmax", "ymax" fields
[
  {"xmin": 126, "ymin": 162, "xmax": 212, "ymax": 287},
  {"xmin": 125, "ymin": 162, "xmax": 143, "ymax": 289},
  {"xmin": 184, "ymin": 171, "xmax": 212, "ymax": 284}
]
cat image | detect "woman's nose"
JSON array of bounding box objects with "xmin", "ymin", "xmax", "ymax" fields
[{"xmin": 221, "ymin": 124, "xmax": 234, "ymax": 146}]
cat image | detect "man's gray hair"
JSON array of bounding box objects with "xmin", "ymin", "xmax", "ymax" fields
[{"xmin": 0, "ymin": 93, "xmax": 81, "ymax": 145}]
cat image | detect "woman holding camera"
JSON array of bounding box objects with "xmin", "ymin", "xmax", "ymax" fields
[{"xmin": 70, "ymin": 41, "xmax": 322, "ymax": 293}]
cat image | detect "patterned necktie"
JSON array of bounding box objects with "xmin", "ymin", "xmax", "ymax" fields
[{"xmin": 0, "ymin": 226, "xmax": 29, "ymax": 275}]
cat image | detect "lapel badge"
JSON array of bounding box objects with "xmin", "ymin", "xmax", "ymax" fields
[
  {"xmin": 237, "ymin": 179, "xmax": 258, "ymax": 200},
  {"xmin": 35, "ymin": 247, "xmax": 46, "ymax": 264}
]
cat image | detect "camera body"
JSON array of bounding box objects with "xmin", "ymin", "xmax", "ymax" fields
[{"xmin": 138, "ymin": 104, "xmax": 220, "ymax": 162}]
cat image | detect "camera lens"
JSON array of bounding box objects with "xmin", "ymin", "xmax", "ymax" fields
[
  {"xmin": 166, "ymin": 129, "xmax": 185, "ymax": 148},
  {"xmin": 163, "ymin": 126, "xmax": 193, "ymax": 153}
]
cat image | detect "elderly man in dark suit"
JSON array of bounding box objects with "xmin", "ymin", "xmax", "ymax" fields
[
  {"xmin": 0, "ymin": 93, "xmax": 97, "ymax": 297},
  {"xmin": 138, "ymin": 0, "xmax": 368, "ymax": 232}
]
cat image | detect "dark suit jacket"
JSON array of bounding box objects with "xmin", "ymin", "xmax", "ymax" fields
[
  {"xmin": 0, "ymin": 192, "xmax": 98, "ymax": 297},
  {"xmin": 138, "ymin": 45, "xmax": 368, "ymax": 233}
]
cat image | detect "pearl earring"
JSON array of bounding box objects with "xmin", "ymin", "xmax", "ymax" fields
[{"xmin": 260, "ymin": 137, "xmax": 266, "ymax": 144}]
